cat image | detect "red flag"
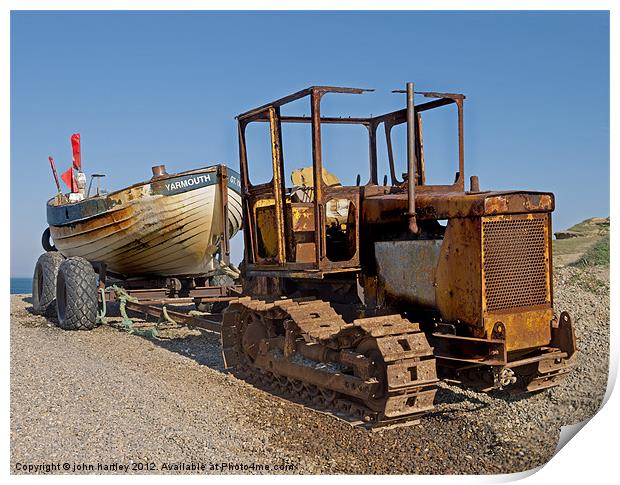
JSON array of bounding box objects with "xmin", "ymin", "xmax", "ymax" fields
[
  {"xmin": 61, "ymin": 167, "xmax": 77, "ymax": 192},
  {"xmin": 71, "ymin": 133, "xmax": 81, "ymax": 170}
]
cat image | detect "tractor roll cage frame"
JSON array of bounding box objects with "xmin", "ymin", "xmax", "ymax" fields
[{"xmin": 236, "ymin": 85, "xmax": 466, "ymax": 273}]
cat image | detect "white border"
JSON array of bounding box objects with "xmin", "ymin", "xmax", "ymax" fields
[{"xmin": 2, "ymin": 2, "xmax": 616, "ymax": 483}]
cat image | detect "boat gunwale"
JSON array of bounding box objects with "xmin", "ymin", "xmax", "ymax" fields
[{"xmin": 47, "ymin": 164, "xmax": 241, "ymax": 227}]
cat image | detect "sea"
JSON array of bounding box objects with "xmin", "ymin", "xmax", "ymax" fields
[{"xmin": 10, "ymin": 277, "xmax": 32, "ymax": 295}]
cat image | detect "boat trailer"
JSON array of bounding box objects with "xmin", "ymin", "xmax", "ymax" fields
[{"xmin": 93, "ymin": 262, "xmax": 240, "ymax": 336}]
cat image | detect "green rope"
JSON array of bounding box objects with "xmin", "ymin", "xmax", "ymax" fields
[
  {"xmin": 156, "ymin": 306, "xmax": 177, "ymax": 326},
  {"xmin": 109, "ymin": 284, "xmax": 158, "ymax": 338},
  {"xmin": 188, "ymin": 309, "xmax": 209, "ymax": 317}
]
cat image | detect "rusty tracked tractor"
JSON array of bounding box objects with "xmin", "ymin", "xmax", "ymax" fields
[{"xmin": 221, "ymin": 83, "xmax": 577, "ymax": 428}]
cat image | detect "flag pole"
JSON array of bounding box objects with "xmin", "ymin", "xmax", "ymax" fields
[{"xmin": 48, "ymin": 156, "xmax": 62, "ymax": 194}]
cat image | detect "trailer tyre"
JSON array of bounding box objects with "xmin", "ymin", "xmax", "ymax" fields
[
  {"xmin": 56, "ymin": 257, "xmax": 98, "ymax": 330},
  {"xmin": 32, "ymin": 252, "xmax": 65, "ymax": 316},
  {"xmin": 211, "ymin": 274, "xmax": 235, "ymax": 313},
  {"xmin": 211, "ymin": 273, "xmax": 235, "ymax": 288},
  {"xmin": 194, "ymin": 273, "xmax": 235, "ymax": 313}
]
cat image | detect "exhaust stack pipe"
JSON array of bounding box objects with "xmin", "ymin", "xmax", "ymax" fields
[
  {"xmin": 406, "ymin": 82, "xmax": 419, "ymax": 234},
  {"xmin": 151, "ymin": 164, "xmax": 168, "ymax": 178}
]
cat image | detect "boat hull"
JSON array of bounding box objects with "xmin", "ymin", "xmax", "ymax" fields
[{"xmin": 47, "ymin": 165, "xmax": 242, "ymax": 277}]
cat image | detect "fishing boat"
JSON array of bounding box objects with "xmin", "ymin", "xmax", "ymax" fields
[{"xmin": 45, "ymin": 164, "xmax": 243, "ymax": 277}]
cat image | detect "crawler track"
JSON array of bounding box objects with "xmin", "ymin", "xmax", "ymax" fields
[{"xmin": 221, "ymin": 297, "xmax": 438, "ymax": 428}]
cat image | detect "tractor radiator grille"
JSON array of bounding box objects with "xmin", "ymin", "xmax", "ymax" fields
[{"xmin": 482, "ymin": 215, "xmax": 550, "ymax": 312}]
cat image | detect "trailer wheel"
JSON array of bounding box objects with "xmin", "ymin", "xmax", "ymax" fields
[
  {"xmin": 211, "ymin": 274, "xmax": 235, "ymax": 313},
  {"xmin": 211, "ymin": 273, "xmax": 235, "ymax": 287},
  {"xmin": 56, "ymin": 257, "xmax": 98, "ymax": 330},
  {"xmin": 32, "ymin": 252, "xmax": 65, "ymax": 316},
  {"xmin": 195, "ymin": 300, "xmax": 230, "ymax": 314},
  {"xmin": 194, "ymin": 273, "xmax": 235, "ymax": 313}
]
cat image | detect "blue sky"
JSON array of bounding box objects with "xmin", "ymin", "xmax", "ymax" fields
[{"xmin": 10, "ymin": 10, "xmax": 609, "ymax": 276}]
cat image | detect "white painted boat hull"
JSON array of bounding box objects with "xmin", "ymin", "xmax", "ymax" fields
[{"xmin": 47, "ymin": 165, "xmax": 242, "ymax": 277}]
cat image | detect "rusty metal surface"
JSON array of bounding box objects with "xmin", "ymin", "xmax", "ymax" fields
[
  {"xmin": 236, "ymin": 86, "xmax": 373, "ymax": 123},
  {"xmin": 432, "ymin": 333, "xmax": 507, "ymax": 366},
  {"xmin": 374, "ymin": 239, "xmax": 442, "ymax": 308},
  {"xmin": 363, "ymin": 190, "xmax": 555, "ymax": 224},
  {"xmin": 218, "ymin": 165, "xmax": 231, "ymax": 266},
  {"xmin": 231, "ymin": 82, "xmax": 576, "ymax": 413},
  {"xmin": 484, "ymin": 308, "xmax": 553, "ymax": 353},
  {"xmin": 480, "ymin": 213, "xmax": 553, "ymax": 351},
  {"xmin": 405, "ymin": 82, "xmax": 419, "ymax": 234},
  {"xmin": 124, "ymin": 300, "xmax": 222, "ymax": 333},
  {"xmin": 433, "ymin": 332, "xmax": 575, "ymax": 393},
  {"xmin": 482, "ymin": 214, "xmax": 550, "ymax": 312},
  {"xmin": 106, "ymin": 284, "xmax": 242, "ymax": 302},
  {"xmin": 552, "ymin": 311, "xmax": 577, "ymax": 358},
  {"xmin": 237, "ymin": 84, "xmax": 465, "ymax": 276},
  {"xmin": 435, "ymin": 217, "xmax": 483, "ymax": 328},
  {"xmin": 221, "ymin": 297, "xmax": 437, "ymax": 428}
]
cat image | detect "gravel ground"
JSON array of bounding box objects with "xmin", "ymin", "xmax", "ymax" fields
[{"xmin": 10, "ymin": 264, "xmax": 609, "ymax": 475}]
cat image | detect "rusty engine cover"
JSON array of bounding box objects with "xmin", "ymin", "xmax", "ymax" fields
[{"xmin": 373, "ymin": 190, "xmax": 555, "ymax": 352}]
